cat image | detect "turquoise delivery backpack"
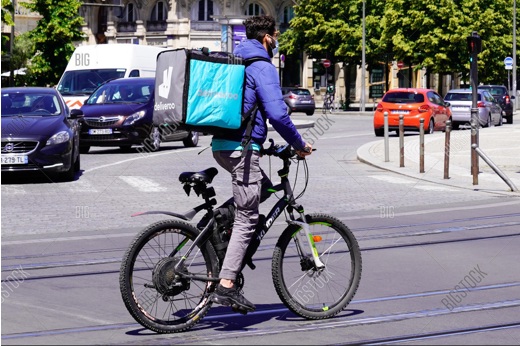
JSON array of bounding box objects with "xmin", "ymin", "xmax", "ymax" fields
[{"xmin": 153, "ymin": 48, "xmax": 267, "ymax": 142}]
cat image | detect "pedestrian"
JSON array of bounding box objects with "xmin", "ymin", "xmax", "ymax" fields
[{"xmin": 210, "ymin": 14, "xmax": 312, "ymax": 313}]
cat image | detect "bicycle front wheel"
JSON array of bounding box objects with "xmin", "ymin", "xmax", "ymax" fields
[
  {"xmin": 119, "ymin": 219, "xmax": 219, "ymax": 333},
  {"xmin": 272, "ymin": 213, "xmax": 362, "ymax": 319}
]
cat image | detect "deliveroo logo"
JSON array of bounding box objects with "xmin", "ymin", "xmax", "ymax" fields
[{"xmin": 158, "ymin": 67, "xmax": 173, "ymax": 99}]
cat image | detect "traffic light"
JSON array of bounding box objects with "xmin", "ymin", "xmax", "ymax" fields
[{"xmin": 467, "ymin": 32, "xmax": 482, "ymax": 55}]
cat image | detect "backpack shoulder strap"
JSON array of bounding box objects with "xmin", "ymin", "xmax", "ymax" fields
[{"xmin": 239, "ymin": 57, "xmax": 271, "ymax": 157}]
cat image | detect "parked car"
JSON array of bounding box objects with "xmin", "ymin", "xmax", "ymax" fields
[
  {"xmin": 79, "ymin": 77, "xmax": 198, "ymax": 153},
  {"xmin": 1, "ymin": 87, "xmax": 83, "ymax": 181},
  {"xmin": 443, "ymin": 89, "xmax": 502, "ymax": 129},
  {"xmin": 477, "ymin": 85, "xmax": 515, "ymax": 124},
  {"xmin": 281, "ymin": 87, "xmax": 315, "ymax": 115},
  {"xmin": 373, "ymin": 88, "xmax": 451, "ymax": 137}
]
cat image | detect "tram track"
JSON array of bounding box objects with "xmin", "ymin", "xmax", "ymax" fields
[{"xmin": 2, "ymin": 292, "xmax": 519, "ymax": 343}]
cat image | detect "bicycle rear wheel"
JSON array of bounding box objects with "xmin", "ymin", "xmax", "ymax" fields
[
  {"xmin": 119, "ymin": 219, "xmax": 219, "ymax": 333},
  {"xmin": 272, "ymin": 213, "xmax": 362, "ymax": 319}
]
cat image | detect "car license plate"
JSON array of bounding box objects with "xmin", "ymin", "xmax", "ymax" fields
[
  {"xmin": 88, "ymin": 129, "xmax": 113, "ymax": 135},
  {"xmin": 1, "ymin": 155, "xmax": 28, "ymax": 165},
  {"xmin": 301, "ymin": 100, "xmax": 312, "ymax": 104},
  {"xmin": 391, "ymin": 110, "xmax": 409, "ymax": 114}
]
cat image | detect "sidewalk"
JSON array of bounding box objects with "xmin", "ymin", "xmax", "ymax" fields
[{"xmin": 356, "ymin": 118, "xmax": 520, "ymax": 196}]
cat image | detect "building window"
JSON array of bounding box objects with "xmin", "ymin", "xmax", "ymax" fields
[
  {"xmin": 245, "ymin": 3, "xmax": 264, "ymax": 16},
  {"xmin": 124, "ymin": 3, "xmax": 136, "ymax": 22},
  {"xmin": 198, "ymin": 0, "xmax": 213, "ymax": 21},
  {"xmin": 151, "ymin": 1, "xmax": 167, "ymax": 21},
  {"xmin": 281, "ymin": 6, "xmax": 294, "ymax": 25}
]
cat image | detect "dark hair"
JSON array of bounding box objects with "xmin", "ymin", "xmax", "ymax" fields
[{"xmin": 243, "ymin": 15, "xmax": 276, "ymax": 42}]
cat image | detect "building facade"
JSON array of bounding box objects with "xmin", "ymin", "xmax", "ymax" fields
[{"xmin": 4, "ymin": 0, "xmax": 451, "ymax": 107}]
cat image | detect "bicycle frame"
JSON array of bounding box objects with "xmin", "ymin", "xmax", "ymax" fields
[{"xmin": 132, "ymin": 146, "xmax": 324, "ymax": 285}]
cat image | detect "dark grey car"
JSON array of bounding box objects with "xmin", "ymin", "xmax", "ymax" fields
[
  {"xmin": 281, "ymin": 87, "xmax": 315, "ymax": 116},
  {"xmin": 478, "ymin": 85, "xmax": 515, "ymax": 124}
]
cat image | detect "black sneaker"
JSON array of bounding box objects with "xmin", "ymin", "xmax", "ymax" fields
[{"xmin": 211, "ymin": 284, "xmax": 256, "ymax": 313}]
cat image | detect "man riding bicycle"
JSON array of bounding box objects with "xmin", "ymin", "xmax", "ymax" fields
[{"xmin": 210, "ymin": 14, "xmax": 312, "ymax": 313}]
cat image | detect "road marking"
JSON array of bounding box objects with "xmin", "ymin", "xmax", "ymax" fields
[
  {"xmin": 84, "ymin": 146, "xmax": 202, "ymax": 173},
  {"xmin": 119, "ymin": 176, "xmax": 167, "ymax": 192}
]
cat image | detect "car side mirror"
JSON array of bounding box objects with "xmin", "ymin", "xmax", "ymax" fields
[
  {"xmin": 70, "ymin": 109, "xmax": 84, "ymax": 119},
  {"xmin": 444, "ymin": 101, "xmax": 451, "ymax": 107}
]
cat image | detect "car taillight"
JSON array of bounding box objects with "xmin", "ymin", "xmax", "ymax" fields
[
  {"xmin": 376, "ymin": 103, "xmax": 383, "ymax": 112},
  {"xmin": 505, "ymin": 95, "xmax": 510, "ymax": 104},
  {"xmin": 289, "ymin": 94, "xmax": 297, "ymax": 99},
  {"xmin": 418, "ymin": 104, "xmax": 430, "ymax": 112},
  {"xmin": 477, "ymin": 101, "xmax": 486, "ymax": 108}
]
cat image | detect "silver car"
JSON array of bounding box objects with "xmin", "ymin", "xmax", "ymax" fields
[{"xmin": 444, "ymin": 89, "xmax": 502, "ymax": 129}]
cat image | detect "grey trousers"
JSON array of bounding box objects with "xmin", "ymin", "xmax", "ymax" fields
[{"xmin": 213, "ymin": 149, "xmax": 272, "ymax": 281}]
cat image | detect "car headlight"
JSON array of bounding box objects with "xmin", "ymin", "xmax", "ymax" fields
[
  {"xmin": 123, "ymin": 110, "xmax": 146, "ymax": 126},
  {"xmin": 46, "ymin": 131, "xmax": 70, "ymax": 146}
]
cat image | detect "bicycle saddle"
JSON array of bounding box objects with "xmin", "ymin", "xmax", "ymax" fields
[{"xmin": 179, "ymin": 167, "xmax": 219, "ymax": 184}]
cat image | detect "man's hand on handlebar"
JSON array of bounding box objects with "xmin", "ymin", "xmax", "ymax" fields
[{"xmin": 296, "ymin": 142, "xmax": 313, "ymax": 158}]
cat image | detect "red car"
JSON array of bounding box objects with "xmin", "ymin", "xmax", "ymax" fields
[{"xmin": 373, "ymin": 88, "xmax": 452, "ymax": 136}]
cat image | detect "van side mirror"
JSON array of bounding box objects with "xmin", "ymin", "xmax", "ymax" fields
[{"xmin": 70, "ymin": 109, "xmax": 84, "ymax": 119}]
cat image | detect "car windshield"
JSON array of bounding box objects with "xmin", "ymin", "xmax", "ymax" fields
[
  {"xmin": 85, "ymin": 82, "xmax": 154, "ymax": 105},
  {"xmin": 479, "ymin": 87, "xmax": 506, "ymax": 97},
  {"xmin": 382, "ymin": 92, "xmax": 424, "ymax": 103},
  {"xmin": 1, "ymin": 92, "xmax": 61, "ymax": 116},
  {"xmin": 291, "ymin": 89, "xmax": 311, "ymax": 96},
  {"xmin": 445, "ymin": 93, "xmax": 482, "ymax": 101},
  {"xmin": 56, "ymin": 69, "xmax": 126, "ymax": 96}
]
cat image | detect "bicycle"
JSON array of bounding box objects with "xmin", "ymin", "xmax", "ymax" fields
[
  {"xmin": 119, "ymin": 139, "xmax": 362, "ymax": 333},
  {"xmin": 323, "ymin": 93, "xmax": 335, "ymax": 114}
]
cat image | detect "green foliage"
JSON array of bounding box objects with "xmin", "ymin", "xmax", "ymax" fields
[
  {"xmin": 1, "ymin": 0, "xmax": 15, "ymax": 57},
  {"xmin": 23, "ymin": 0, "xmax": 85, "ymax": 86},
  {"xmin": 283, "ymin": 0, "xmax": 518, "ymax": 85}
]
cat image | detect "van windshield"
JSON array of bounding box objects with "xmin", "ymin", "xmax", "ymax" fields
[{"xmin": 56, "ymin": 69, "xmax": 126, "ymax": 95}]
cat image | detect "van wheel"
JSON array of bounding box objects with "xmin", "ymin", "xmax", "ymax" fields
[
  {"xmin": 183, "ymin": 131, "xmax": 199, "ymax": 147},
  {"xmin": 120, "ymin": 145, "xmax": 133, "ymax": 152},
  {"xmin": 79, "ymin": 146, "xmax": 90, "ymax": 154}
]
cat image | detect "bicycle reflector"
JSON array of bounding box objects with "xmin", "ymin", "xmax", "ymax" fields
[{"xmin": 313, "ymin": 235, "xmax": 322, "ymax": 242}]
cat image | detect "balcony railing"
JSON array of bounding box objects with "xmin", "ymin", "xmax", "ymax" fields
[
  {"xmin": 117, "ymin": 21, "xmax": 136, "ymax": 32},
  {"xmin": 147, "ymin": 20, "xmax": 167, "ymax": 32}
]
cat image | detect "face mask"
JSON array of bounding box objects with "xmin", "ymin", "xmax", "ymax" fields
[{"xmin": 267, "ymin": 34, "xmax": 279, "ymax": 57}]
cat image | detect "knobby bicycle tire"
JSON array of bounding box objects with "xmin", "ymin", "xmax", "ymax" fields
[
  {"xmin": 119, "ymin": 219, "xmax": 219, "ymax": 333},
  {"xmin": 272, "ymin": 213, "xmax": 362, "ymax": 319}
]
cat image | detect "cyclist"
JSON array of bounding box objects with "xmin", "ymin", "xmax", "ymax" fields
[{"xmin": 210, "ymin": 14, "xmax": 312, "ymax": 313}]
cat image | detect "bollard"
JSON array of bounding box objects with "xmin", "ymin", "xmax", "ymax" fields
[
  {"xmin": 419, "ymin": 118, "xmax": 425, "ymax": 173},
  {"xmin": 444, "ymin": 120, "xmax": 451, "ymax": 179},
  {"xmin": 399, "ymin": 115, "xmax": 404, "ymax": 167},
  {"xmin": 384, "ymin": 111, "xmax": 389, "ymax": 162}
]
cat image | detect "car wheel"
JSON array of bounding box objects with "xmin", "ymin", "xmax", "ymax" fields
[
  {"xmin": 183, "ymin": 131, "xmax": 199, "ymax": 147},
  {"xmin": 427, "ymin": 118, "xmax": 434, "ymax": 134},
  {"xmin": 74, "ymin": 153, "xmax": 80, "ymax": 172},
  {"xmin": 58, "ymin": 155, "xmax": 76, "ymax": 182},
  {"xmin": 306, "ymin": 111, "xmax": 314, "ymax": 116},
  {"xmin": 451, "ymin": 121, "xmax": 460, "ymax": 130},
  {"xmin": 79, "ymin": 146, "xmax": 90, "ymax": 154},
  {"xmin": 374, "ymin": 128, "xmax": 384, "ymax": 137},
  {"xmin": 146, "ymin": 126, "xmax": 161, "ymax": 152}
]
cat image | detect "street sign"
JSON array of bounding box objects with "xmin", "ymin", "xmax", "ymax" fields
[
  {"xmin": 504, "ymin": 56, "xmax": 513, "ymax": 70},
  {"xmin": 322, "ymin": 59, "xmax": 331, "ymax": 68},
  {"xmin": 397, "ymin": 61, "xmax": 404, "ymax": 69}
]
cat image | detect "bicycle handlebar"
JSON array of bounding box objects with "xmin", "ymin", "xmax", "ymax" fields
[{"xmin": 261, "ymin": 139, "xmax": 314, "ymax": 160}]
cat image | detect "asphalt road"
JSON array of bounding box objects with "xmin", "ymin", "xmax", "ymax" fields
[{"xmin": 2, "ymin": 113, "xmax": 519, "ymax": 345}]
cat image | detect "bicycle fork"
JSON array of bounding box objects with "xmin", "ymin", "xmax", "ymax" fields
[{"xmin": 288, "ymin": 217, "xmax": 326, "ymax": 270}]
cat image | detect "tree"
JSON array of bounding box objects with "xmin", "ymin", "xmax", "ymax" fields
[{"xmin": 23, "ymin": 0, "xmax": 85, "ymax": 86}]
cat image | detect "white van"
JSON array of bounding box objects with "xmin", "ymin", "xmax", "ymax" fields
[{"xmin": 56, "ymin": 44, "xmax": 167, "ymax": 109}]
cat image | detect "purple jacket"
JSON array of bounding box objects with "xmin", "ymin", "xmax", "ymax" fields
[{"xmin": 214, "ymin": 39, "xmax": 305, "ymax": 151}]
